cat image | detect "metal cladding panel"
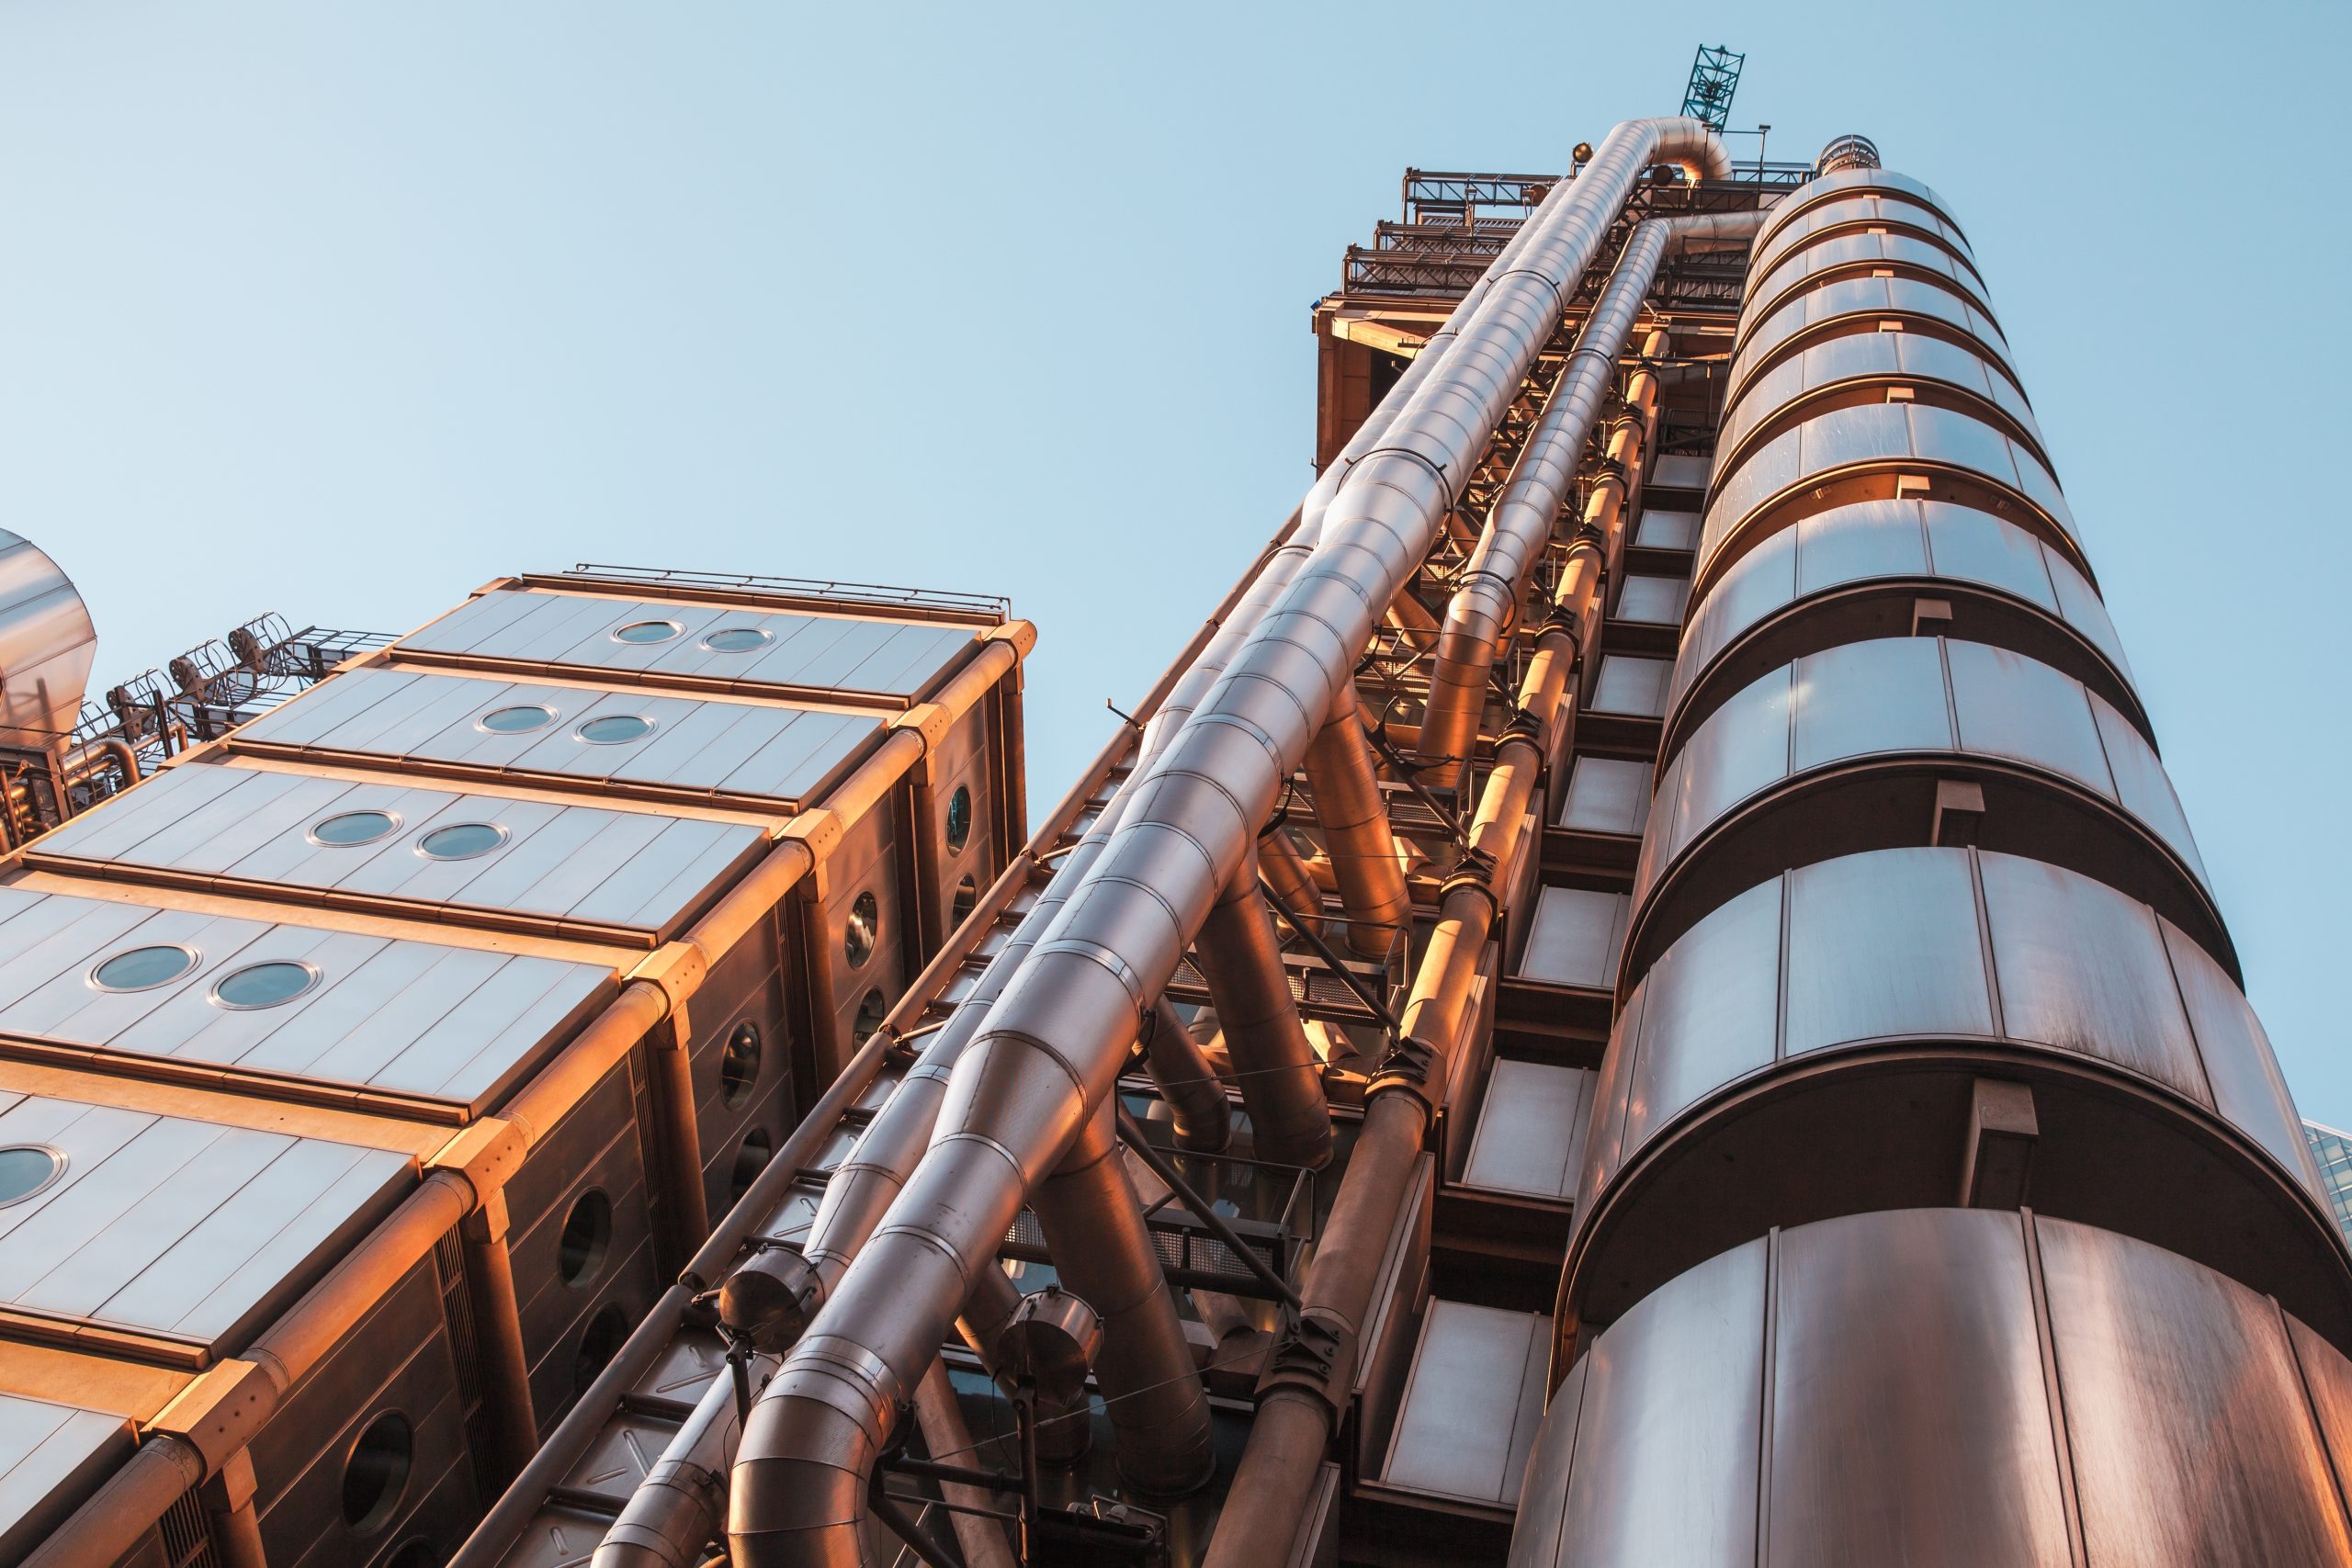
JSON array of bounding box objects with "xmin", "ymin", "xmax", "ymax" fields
[
  {"xmin": 1725, "ymin": 277, "xmax": 2012, "ymax": 400},
  {"xmin": 1749, "ymin": 168, "xmax": 1971, "ymax": 265},
  {"xmin": 0, "ymin": 1394, "xmax": 133, "ymax": 1565},
  {"xmin": 1517, "ymin": 887, "xmax": 1628, "ymax": 989},
  {"xmin": 1553, "ymin": 1235, "xmax": 1765, "ymax": 1568},
  {"xmin": 1768, "ymin": 1208, "xmax": 2070, "ymax": 1565},
  {"xmin": 29, "ymin": 761, "xmax": 766, "ymax": 942},
  {"xmin": 1504, "ymin": 1352, "xmax": 1584, "ymax": 1568},
  {"xmin": 1519, "ymin": 1213, "xmax": 2352, "ymax": 1568},
  {"xmin": 0, "ymin": 1091, "xmax": 409, "ymax": 1351},
  {"xmin": 1669, "ymin": 501, "xmax": 2132, "ymax": 750},
  {"xmin": 2038, "ymin": 1217, "xmax": 2352, "ymax": 1565},
  {"xmin": 0, "ymin": 886, "xmax": 608, "ymax": 1111},
  {"xmin": 1612, "ymin": 878, "xmax": 1781, "ymax": 1165},
  {"xmin": 397, "ymin": 588, "xmax": 976, "ymax": 698},
  {"xmin": 1461, "ymin": 1060, "xmax": 1595, "ymax": 1201},
  {"xmin": 1557, "ymin": 757, "xmax": 1651, "ymax": 837},
  {"xmin": 1747, "ymin": 190, "xmax": 1975, "ymax": 289},
  {"xmin": 1578, "ymin": 849, "xmax": 2324, "ymax": 1231},
  {"xmin": 1783, "ymin": 846, "xmax": 1993, "ymax": 1054},
  {"xmin": 1713, "ymin": 333, "xmax": 2041, "ymax": 486},
  {"xmin": 235, "ymin": 666, "xmax": 879, "ymax": 804},
  {"xmin": 2161, "ymin": 919, "xmax": 2319, "ymax": 1191},
  {"xmin": 1702, "ymin": 405, "xmax": 2071, "ymax": 585},
  {"xmin": 1977, "ymin": 852, "xmax": 2208, "ymax": 1100},
  {"xmin": 1745, "ymin": 229, "xmax": 1994, "ymax": 325},
  {"xmin": 1635, "ymin": 637, "xmax": 2208, "ymax": 919},
  {"xmin": 1380, "ymin": 1299, "xmax": 1551, "ymax": 1506}
]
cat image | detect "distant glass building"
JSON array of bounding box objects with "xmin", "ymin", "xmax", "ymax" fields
[{"xmin": 2309, "ymin": 1122, "xmax": 2352, "ymax": 1247}]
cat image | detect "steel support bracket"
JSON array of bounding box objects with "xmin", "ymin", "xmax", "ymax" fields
[
  {"xmin": 146, "ymin": 1359, "xmax": 276, "ymax": 1476},
  {"xmin": 626, "ymin": 941, "xmax": 709, "ymax": 1016},
  {"xmin": 1256, "ymin": 1308, "xmax": 1356, "ymax": 1416},
  {"xmin": 427, "ymin": 1115, "xmax": 526, "ymax": 1205}
]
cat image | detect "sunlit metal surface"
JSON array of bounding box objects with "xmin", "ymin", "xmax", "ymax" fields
[
  {"xmin": 1523, "ymin": 1211, "xmax": 2352, "ymax": 1566},
  {"xmin": 1630, "ymin": 636, "xmax": 2213, "ymax": 971},
  {"xmin": 1566, "ymin": 847, "xmax": 2339, "ymax": 1337},
  {"xmin": 0, "ymin": 534, "xmax": 96, "ymax": 752}
]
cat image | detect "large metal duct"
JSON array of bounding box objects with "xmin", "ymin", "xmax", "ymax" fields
[
  {"xmin": 1192, "ymin": 845, "xmax": 1334, "ymax": 1168},
  {"xmin": 1304, "ymin": 679, "xmax": 1412, "ymax": 956},
  {"xmin": 1137, "ymin": 995, "xmax": 1232, "ymax": 1154},
  {"xmin": 0, "ymin": 532, "xmax": 96, "ymax": 749},
  {"xmin": 1418, "ymin": 211, "xmax": 1765, "ymax": 795},
  {"xmin": 1027, "ymin": 1108, "xmax": 1215, "ymax": 1493},
  {"xmin": 728, "ymin": 115, "xmax": 1726, "ymax": 1568}
]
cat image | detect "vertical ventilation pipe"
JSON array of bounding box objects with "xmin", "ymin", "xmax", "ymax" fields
[
  {"xmin": 1192, "ymin": 847, "xmax": 1334, "ymax": 1168},
  {"xmin": 1199, "ymin": 202, "xmax": 1750, "ymax": 1568},
  {"xmin": 1137, "ymin": 996, "xmax": 1233, "ymax": 1153},
  {"xmin": 1418, "ymin": 211, "xmax": 1764, "ymax": 795},
  {"xmin": 1304, "ymin": 680, "xmax": 1413, "ymax": 956},
  {"xmin": 728, "ymin": 116, "xmax": 1727, "ymax": 1568}
]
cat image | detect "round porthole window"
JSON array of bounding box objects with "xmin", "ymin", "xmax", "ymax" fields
[
  {"xmin": 703, "ymin": 626, "xmax": 773, "ymax": 653},
  {"xmin": 381, "ymin": 1540, "xmax": 438, "ymax": 1568},
  {"xmin": 311, "ymin": 809, "xmax": 400, "ymax": 847},
  {"xmin": 843, "ymin": 891, "xmax": 878, "ymax": 968},
  {"xmin": 90, "ymin": 944, "xmax": 198, "ymax": 993},
  {"xmin": 945, "ymin": 785, "xmax": 973, "ymax": 855},
  {"xmin": 479, "ymin": 705, "xmax": 556, "ymax": 735},
  {"xmin": 558, "ymin": 1189, "xmax": 612, "ymax": 1289},
  {"xmin": 573, "ymin": 1304, "xmax": 631, "ymax": 1397},
  {"xmin": 578, "ymin": 714, "xmax": 655, "ymax": 745},
  {"xmin": 612, "ymin": 619, "xmax": 682, "ymax": 645},
  {"xmin": 341, "ymin": 1411, "xmax": 413, "ymax": 1534},
  {"xmin": 720, "ymin": 1022, "xmax": 763, "ymax": 1110},
  {"xmin": 0, "ymin": 1145, "xmax": 63, "ymax": 1207},
  {"xmin": 212, "ymin": 961, "xmax": 320, "ymax": 1010},
  {"xmin": 853, "ymin": 987, "xmax": 888, "ymax": 1045},
  {"xmin": 730, "ymin": 1127, "xmax": 774, "ymax": 1203},
  {"xmin": 418, "ymin": 822, "xmax": 507, "ymax": 861},
  {"xmin": 951, "ymin": 875, "xmax": 978, "ymax": 930}
]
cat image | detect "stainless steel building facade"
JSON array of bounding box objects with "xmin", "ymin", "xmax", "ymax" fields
[{"xmin": 15, "ymin": 115, "xmax": 2348, "ymax": 1568}]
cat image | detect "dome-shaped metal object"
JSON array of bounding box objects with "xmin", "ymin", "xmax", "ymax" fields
[
  {"xmin": 0, "ymin": 532, "xmax": 95, "ymax": 749},
  {"xmin": 1815, "ymin": 132, "xmax": 1883, "ymax": 174},
  {"xmin": 994, "ymin": 1284, "xmax": 1103, "ymax": 1409}
]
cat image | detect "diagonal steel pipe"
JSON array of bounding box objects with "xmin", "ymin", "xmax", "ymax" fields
[
  {"xmin": 728, "ymin": 118, "xmax": 1726, "ymax": 1568},
  {"xmin": 1418, "ymin": 209, "xmax": 1767, "ymax": 794}
]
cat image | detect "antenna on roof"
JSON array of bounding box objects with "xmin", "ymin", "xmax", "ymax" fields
[{"xmin": 1680, "ymin": 44, "xmax": 1744, "ymax": 133}]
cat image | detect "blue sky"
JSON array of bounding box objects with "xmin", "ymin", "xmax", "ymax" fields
[{"xmin": 2, "ymin": 3, "xmax": 2345, "ymax": 1120}]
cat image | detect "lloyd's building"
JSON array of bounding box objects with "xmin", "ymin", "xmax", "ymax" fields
[{"xmin": 8, "ymin": 95, "xmax": 2351, "ymax": 1568}]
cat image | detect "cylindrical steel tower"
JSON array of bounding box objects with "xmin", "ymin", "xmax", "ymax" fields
[{"xmin": 1514, "ymin": 158, "xmax": 2352, "ymax": 1565}]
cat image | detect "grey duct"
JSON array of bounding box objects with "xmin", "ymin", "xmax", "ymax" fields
[
  {"xmin": 727, "ymin": 116, "xmax": 1725, "ymax": 1568},
  {"xmin": 1191, "ymin": 845, "xmax": 1333, "ymax": 1168},
  {"xmin": 1417, "ymin": 209, "xmax": 1768, "ymax": 793},
  {"xmin": 1137, "ymin": 995, "xmax": 1232, "ymax": 1154}
]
